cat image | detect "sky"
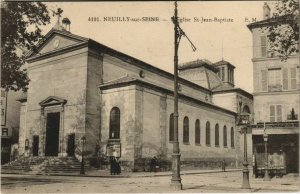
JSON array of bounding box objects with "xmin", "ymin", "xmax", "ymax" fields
[{"xmin": 42, "ymin": 1, "xmax": 277, "ymax": 93}]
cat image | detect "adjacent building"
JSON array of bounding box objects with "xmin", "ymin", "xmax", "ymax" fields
[
  {"xmin": 1, "ymin": 89, "xmax": 22, "ymax": 164},
  {"xmin": 247, "ymin": 3, "xmax": 299, "ymax": 175}
]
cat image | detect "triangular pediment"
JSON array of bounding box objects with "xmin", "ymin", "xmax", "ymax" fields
[
  {"xmin": 39, "ymin": 96, "xmax": 67, "ymax": 107},
  {"xmin": 27, "ymin": 29, "xmax": 89, "ymax": 59}
]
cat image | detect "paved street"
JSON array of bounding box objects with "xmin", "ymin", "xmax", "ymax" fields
[{"xmin": 1, "ymin": 171, "xmax": 299, "ymax": 193}]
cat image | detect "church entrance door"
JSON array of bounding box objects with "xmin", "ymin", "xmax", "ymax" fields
[
  {"xmin": 45, "ymin": 112, "xmax": 60, "ymax": 156},
  {"xmin": 32, "ymin": 135, "xmax": 39, "ymax": 156},
  {"xmin": 67, "ymin": 133, "xmax": 75, "ymax": 157}
]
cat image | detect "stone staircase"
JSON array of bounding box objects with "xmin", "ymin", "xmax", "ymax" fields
[{"xmin": 1, "ymin": 156, "xmax": 87, "ymax": 175}]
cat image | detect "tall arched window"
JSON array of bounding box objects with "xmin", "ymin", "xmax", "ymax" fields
[
  {"xmin": 109, "ymin": 107, "xmax": 120, "ymax": 139},
  {"xmin": 183, "ymin": 117, "xmax": 189, "ymax": 144},
  {"xmin": 223, "ymin": 125, "xmax": 227, "ymax": 147},
  {"xmin": 215, "ymin": 124, "xmax": 219, "ymax": 147},
  {"xmin": 195, "ymin": 119, "xmax": 200, "ymax": 144},
  {"xmin": 169, "ymin": 114, "xmax": 174, "ymax": 142},
  {"xmin": 206, "ymin": 121, "xmax": 210, "ymax": 146},
  {"xmin": 231, "ymin": 127, "xmax": 234, "ymax": 148},
  {"xmin": 243, "ymin": 105, "xmax": 251, "ymax": 113}
]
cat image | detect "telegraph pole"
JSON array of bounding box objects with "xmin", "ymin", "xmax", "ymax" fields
[
  {"xmin": 171, "ymin": 0, "xmax": 182, "ymax": 190},
  {"xmin": 171, "ymin": 1, "xmax": 196, "ymax": 190}
]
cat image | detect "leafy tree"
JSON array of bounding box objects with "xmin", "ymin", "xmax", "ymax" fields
[
  {"xmin": 268, "ymin": 0, "xmax": 299, "ymax": 60},
  {"xmin": 1, "ymin": 2, "xmax": 50, "ymax": 91}
]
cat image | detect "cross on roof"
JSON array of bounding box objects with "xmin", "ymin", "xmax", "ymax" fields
[{"xmin": 51, "ymin": 8, "xmax": 64, "ymax": 30}]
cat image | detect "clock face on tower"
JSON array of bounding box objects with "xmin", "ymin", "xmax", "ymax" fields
[{"xmin": 53, "ymin": 39, "xmax": 60, "ymax": 49}]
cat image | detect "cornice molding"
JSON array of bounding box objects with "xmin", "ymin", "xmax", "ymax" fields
[{"xmin": 99, "ymin": 79, "xmax": 236, "ymax": 116}]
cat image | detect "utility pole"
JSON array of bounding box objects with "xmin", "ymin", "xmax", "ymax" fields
[
  {"xmin": 171, "ymin": 1, "xmax": 196, "ymax": 190},
  {"xmin": 170, "ymin": 0, "xmax": 181, "ymax": 190}
]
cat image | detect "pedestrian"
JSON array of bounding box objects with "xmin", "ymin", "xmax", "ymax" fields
[
  {"xmin": 150, "ymin": 156, "xmax": 157, "ymax": 172},
  {"xmin": 110, "ymin": 157, "xmax": 117, "ymax": 175},
  {"xmin": 222, "ymin": 159, "xmax": 226, "ymax": 172},
  {"xmin": 116, "ymin": 157, "xmax": 121, "ymax": 175},
  {"xmin": 10, "ymin": 144, "xmax": 18, "ymax": 162}
]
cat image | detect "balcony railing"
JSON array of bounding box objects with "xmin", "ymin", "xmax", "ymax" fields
[
  {"xmin": 268, "ymin": 84, "xmax": 282, "ymax": 92},
  {"xmin": 251, "ymin": 121, "xmax": 299, "ymax": 129},
  {"xmin": 287, "ymin": 114, "xmax": 298, "ymax": 121}
]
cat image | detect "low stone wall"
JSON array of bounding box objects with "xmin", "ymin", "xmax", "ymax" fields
[
  {"xmin": 126, "ymin": 157, "xmax": 237, "ymax": 172},
  {"xmin": 90, "ymin": 157, "xmax": 239, "ymax": 172},
  {"xmin": 133, "ymin": 157, "xmax": 172, "ymax": 172},
  {"xmin": 180, "ymin": 158, "xmax": 236, "ymax": 171}
]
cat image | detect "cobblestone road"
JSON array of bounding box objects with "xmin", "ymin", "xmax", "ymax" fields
[{"xmin": 1, "ymin": 171, "xmax": 299, "ymax": 193}]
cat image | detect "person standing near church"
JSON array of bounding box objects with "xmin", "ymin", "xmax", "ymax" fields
[
  {"xmin": 150, "ymin": 156, "xmax": 157, "ymax": 172},
  {"xmin": 222, "ymin": 159, "xmax": 226, "ymax": 172}
]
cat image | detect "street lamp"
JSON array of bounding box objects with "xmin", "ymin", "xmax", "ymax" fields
[
  {"xmin": 263, "ymin": 131, "xmax": 271, "ymax": 181},
  {"xmin": 239, "ymin": 113, "xmax": 251, "ymax": 189},
  {"xmin": 170, "ymin": 1, "xmax": 197, "ymax": 190},
  {"xmin": 80, "ymin": 136, "xmax": 86, "ymax": 175},
  {"xmin": 171, "ymin": 1, "xmax": 182, "ymax": 190}
]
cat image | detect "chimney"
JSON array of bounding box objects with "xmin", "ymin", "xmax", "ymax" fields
[
  {"xmin": 62, "ymin": 17, "xmax": 71, "ymax": 32},
  {"xmin": 263, "ymin": 2, "xmax": 271, "ymax": 20}
]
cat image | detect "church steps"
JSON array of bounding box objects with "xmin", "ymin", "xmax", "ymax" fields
[{"xmin": 1, "ymin": 156, "xmax": 87, "ymax": 175}]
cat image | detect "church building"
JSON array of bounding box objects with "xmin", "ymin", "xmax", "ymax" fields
[{"xmin": 16, "ymin": 16, "xmax": 253, "ymax": 171}]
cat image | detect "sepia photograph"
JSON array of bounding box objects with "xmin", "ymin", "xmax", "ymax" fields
[{"xmin": 1, "ymin": 0, "xmax": 299, "ymax": 193}]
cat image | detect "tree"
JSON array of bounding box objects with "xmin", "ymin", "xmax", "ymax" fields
[
  {"xmin": 267, "ymin": 0, "xmax": 299, "ymax": 60},
  {"xmin": 1, "ymin": 2, "xmax": 50, "ymax": 91}
]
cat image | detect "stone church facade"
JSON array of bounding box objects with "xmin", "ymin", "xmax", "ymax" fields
[{"xmin": 18, "ymin": 21, "xmax": 253, "ymax": 171}]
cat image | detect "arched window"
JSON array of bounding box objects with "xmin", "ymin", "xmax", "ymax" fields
[
  {"xmin": 223, "ymin": 125, "xmax": 227, "ymax": 147},
  {"xmin": 195, "ymin": 119, "xmax": 200, "ymax": 144},
  {"xmin": 243, "ymin": 105, "xmax": 251, "ymax": 113},
  {"xmin": 206, "ymin": 121, "xmax": 210, "ymax": 146},
  {"xmin": 231, "ymin": 127, "xmax": 234, "ymax": 148},
  {"xmin": 109, "ymin": 107, "xmax": 120, "ymax": 139},
  {"xmin": 169, "ymin": 114, "xmax": 174, "ymax": 142},
  {"xmin": 183, "ymin": 117, "xmax": 189, "ymax": 144},
  {"xmin": 215, "ymin": 124, "xmax": 219, "ymax": 147}
]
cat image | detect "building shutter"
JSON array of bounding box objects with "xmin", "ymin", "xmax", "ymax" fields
[
  {"xmin": 291, "ymin": 67, "xmax": 297, "ymax": 89},
  {"xmin": 276, "ymin": 105, "xmax": 282, "ymax": 122},
  {"xmin": 270, "ymin": 105, "xmax": 275, "ymax": 122},
  {"xmin": 261, "ymin": 70, "xmax": 268, "ymax": 91},
  {"xmin": 283, "ymin": 68, "xmax": 288, "ymax": 90},
  {"xmin": 260, "ymin": 36, "xmax": 267, "ymax": 58}
]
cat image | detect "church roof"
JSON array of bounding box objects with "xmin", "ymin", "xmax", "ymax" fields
[
  {"xmin": 25, "ymin": 29, "xmax": 89, "ymax": 59},
  {"xmin": 178, "ymin": 59, "xmax": 230, "ymax": 90},
  {"xmin": 179, "ymin": 59, "xmax": 219, "ymax": 73},
  {"xmin": 213, "ymin": 60, "xmax": 236, "ymax": 69},
  {"xmin": 26, "ymin": 28, "xmax": 213, "ymax": 94},
  {"xmin": 99, "ymin": 75, "xmax": 236, "ymax": 116},
  {"xmin": 101, "ymin": 75, "xmax": 138, "ymax": 87}
]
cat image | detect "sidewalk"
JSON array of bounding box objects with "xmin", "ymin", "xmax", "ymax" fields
[
  {"xmin": 1, "ymin": 168, "xmax": 241, "ymax": 178},
  {"xmin": 49, "ymin": 168, "xmax": 242, "ymax": 178}
]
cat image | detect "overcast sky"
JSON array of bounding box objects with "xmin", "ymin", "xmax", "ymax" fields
[{"xmin": 43, "ymin": 1, "xmax": 277, "ymax": 93}]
